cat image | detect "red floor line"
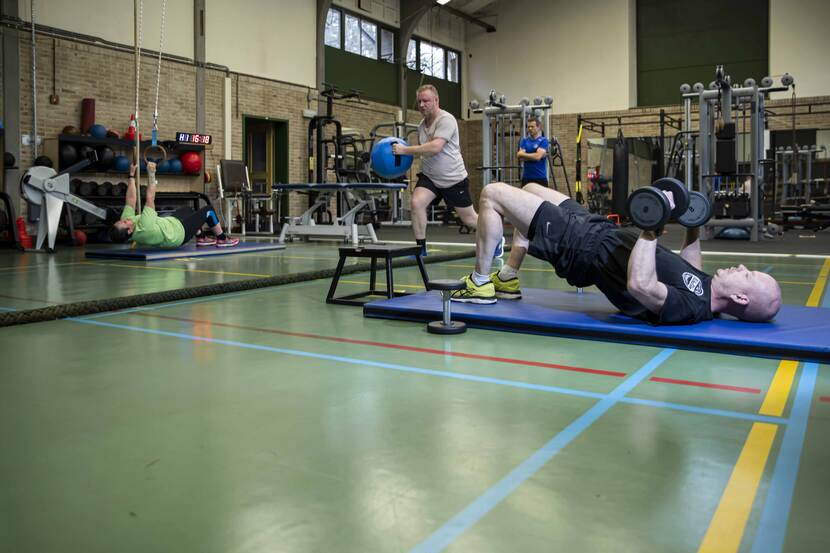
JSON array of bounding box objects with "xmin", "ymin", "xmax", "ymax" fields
[
  {"xmin": 820, "ymin": 396, "xmax": 830, "ymax": 403},
  {"xmin": 137, "ymin": 313, "xmax": 627, "ymax": 377},
  {"xmin": 648, "ymin": 376, "xmax": 762, "ymax": 394},
  {"xmin": 136, "ymin": 313, "xmax": 763, "ymax": 393}
]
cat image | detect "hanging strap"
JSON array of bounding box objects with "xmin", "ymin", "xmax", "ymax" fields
[{"xmin": 151, "ymin": 0, "xmax": 167, "ymax": 147}]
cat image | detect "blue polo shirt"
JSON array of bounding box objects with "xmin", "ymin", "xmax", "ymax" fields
[{"xmin": 520, "ymin": 134, "xmax": 549, "ymax": 180}]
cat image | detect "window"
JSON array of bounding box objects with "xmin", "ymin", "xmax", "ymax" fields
[
  {"xmin": 447, "ymin": 50, "xmax": 458, "ymax": 82},
  {"xmin": 419, "ymin": 40, "xmax": 433, "ymax": 75},
  {"xmin": 360, "ymin": 20, "xmax": 377, "ymax": 58},
  {"xmin": 431, "ymin": 44, "xmax": 445, "ymax": 79},
  {"xmin": 380, "ymin": 28, "xmax": 394, "ymax": 63},
  {"xmin": 418, "ymin": 41, "xmax": 445, "ymax": 79},
  {"xmin": 345, "ymin": 14, "xmax": 360, "ymax": 54},
  {"xmin": 408, "ymin": 38, "xmax": 458, "ymax": 81},
  {"xmin": 324, "ymin": 9, "xmax": 340, "ymax": 48},
  {"xmin": 406, "ymin": 39, "xmax": 417, "ymax": 70}
]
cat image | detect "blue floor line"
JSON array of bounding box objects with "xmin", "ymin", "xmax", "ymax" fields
[
  {"xmin": 68, "ymin": 318, "xmax": 789, "ymax": 426},
  {"xmin": 409, "ymin": 349, "xmax": 676, "ymax": 553},
  {"xmin": 70, "ymin": 318, "xmax": 607, "ymax": 400},
  {"xmin": 621, "ymin": 397, "xmax": 788, "ymax": 425},
  {"xmin": 750, "ymin": 362, "xmax": 819, "ymax": 553},
  {"xmin": 0, "ymin": 306, "xmax": 17, "ymax": 312}
]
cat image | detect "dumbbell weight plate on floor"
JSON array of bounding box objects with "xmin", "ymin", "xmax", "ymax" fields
[{"xmin": 677, "ymin": 191, "xmax": 713, "ymax": 228}]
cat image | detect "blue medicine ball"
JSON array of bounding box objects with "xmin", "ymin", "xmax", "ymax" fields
[
  {"xmin": 157, "ymin": 159, "xmax": 171, "ymax": 173},
  {"xmin": 168, "ymin": 158, "xmax": 183, "ymax": 173},
  {"xmin": 139, "ymin": 158, "xmax": 147, "ymax": 172},
  {"xmin": 89, "ymin": 124, "xmax": 108, "ymax": 139},
  {"xmin": 370, "ymin": 137, "xmax": 413, "ymax": 179},
  {"xmin": 113, "ymin": 155, "xmax": 131, "ymax": 172}
]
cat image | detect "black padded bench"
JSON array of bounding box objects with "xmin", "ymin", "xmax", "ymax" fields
[{"xmin": 326, "ymin": 244, "xmax": 429, "ymax": 306}]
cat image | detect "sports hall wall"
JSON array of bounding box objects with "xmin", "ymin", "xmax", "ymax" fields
[
  {"xmin": 3, "ymin": 0, "xmax": 830, "ymax": 216},
  {"xmin": 460, "ymin": 0, "xmax": 830, "ymax": 200}
]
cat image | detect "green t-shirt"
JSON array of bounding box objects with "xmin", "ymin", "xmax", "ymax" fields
[{"xmin": 120, "ymin": 205, "xmax": 185, "ymax": 248}]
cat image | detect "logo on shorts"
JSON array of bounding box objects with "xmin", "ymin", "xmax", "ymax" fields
[{"xmin": 682, "ymin": 272, "xmax": 704, "ymax": 296}]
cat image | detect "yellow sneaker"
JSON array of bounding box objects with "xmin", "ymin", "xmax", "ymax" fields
[
  {"xmin": 490, "ymin": 271, "xmax": 522, "ymax": 299},
  {"xmin": 450, "ymin": 274, "xmax": 497, "ymax": 304}
]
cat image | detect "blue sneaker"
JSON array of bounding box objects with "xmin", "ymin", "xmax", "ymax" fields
[{"xmin": 493, "ymin": 236, "xmax": 505, "ymax": 258}]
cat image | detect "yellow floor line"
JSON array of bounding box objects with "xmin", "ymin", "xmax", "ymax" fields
[
  {"xmin": 778, "ymin": 280, "xmax": 814, "ymax": 285},
  {"xmin": 697, "ymin": 423, "xmax": 778, "ymax": 553},
  {"xmin": 338, "ymin": 279, "xmax": 425, "ymax": 291},
  {"xmin": 81, "ymin": 261, "xmax": 270, "ymax": 278},
  {"xmin": 0, "ymin": 261, "xmax": 90, "ymax": 272},
  {"xmin": 696, "ymin": 259, "xmax": 830, "ymax": 551},
  {"xmin": 805, "ymin": 258, "xmax": 830, "ymax": 307},
  {"xmin": 759, "ymin": 360, "xmax": 799, "ymax": 417}
]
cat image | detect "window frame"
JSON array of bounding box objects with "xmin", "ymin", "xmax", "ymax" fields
[
  {"xmin": 324, "ymin": 8, "xmax": 461, "ymax": 83},
  {"xmin": 325, "ymin": 6, "xmax": 396, "ymax": 63},
  {"xmin": 409, "ymin": 35, "xmax": 460, "ymax": 83}
]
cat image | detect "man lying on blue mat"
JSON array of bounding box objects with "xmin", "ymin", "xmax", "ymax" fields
[
  {"xmin": 109, "ymin": 163, "xmax": 238, "ymax": 248},
  {"xmin": 452, "ymin": 183, "xmax": 781, "ymax": 325}
]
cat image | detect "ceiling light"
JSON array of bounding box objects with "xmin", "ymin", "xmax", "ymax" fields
[{"xmin": 436, "ymin": 0, "xmax": 451, "ymax": 5}]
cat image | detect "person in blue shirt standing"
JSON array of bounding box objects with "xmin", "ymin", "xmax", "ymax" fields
[
  {"xmin": 479, "ymin": 116, "xmax": 550, "ymax": 302},
  {"xmin": 517, "ymin": 117, "xmax": 549, "ymax": 186}
]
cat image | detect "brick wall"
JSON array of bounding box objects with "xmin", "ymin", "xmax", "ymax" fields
[{"xmin": 13, "ymin": 33, "xmax": 428, "ymax": 218}]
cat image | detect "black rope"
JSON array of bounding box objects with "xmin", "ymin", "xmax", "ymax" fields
[{"xmin": 0, "ymin": 248, "xmax": 479, "ymax": 328}]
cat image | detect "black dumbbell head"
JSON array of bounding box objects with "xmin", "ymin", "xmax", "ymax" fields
[
  {"xmin": 651, "ymin": 177, "xmax": 690, "ymax": 217},
  {"xmin": 678, "ymin": 191, "xmax": 713, "ymax": 228},
  {"xmin": 628, "ymin": 186, "xmax": 672, "ymax": 231}
]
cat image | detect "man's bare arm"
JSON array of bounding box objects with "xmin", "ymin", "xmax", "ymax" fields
[
  {"xmin": 678, "ymin": 227, "xmax": 702, "ymax": 270},
  {"xmin": 627, "ymin": 230, "xmax": 669, "ymax": 313}
]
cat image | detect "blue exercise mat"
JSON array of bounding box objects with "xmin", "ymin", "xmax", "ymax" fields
[
  {"xmin": 85, "ymin": 241, "xmax": 285, "ymax": 261},
  {"xmin": 364, "ymin": 288, "xmax": 830, "ymax": 363}
]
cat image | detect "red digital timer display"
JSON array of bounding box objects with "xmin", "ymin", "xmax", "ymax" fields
[{"xmin": 176, "ymin": 132, "xmax": 212, "ymax": 145}]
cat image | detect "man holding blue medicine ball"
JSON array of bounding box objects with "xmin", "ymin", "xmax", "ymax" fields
[{"xmin": 392, "ymin": 84, "xmax": 500, "ymax": 258}]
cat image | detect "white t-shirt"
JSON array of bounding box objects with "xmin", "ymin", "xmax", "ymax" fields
[{"xmin": 418, "ymin": 109, "xmax": 468, "ymax": 188}]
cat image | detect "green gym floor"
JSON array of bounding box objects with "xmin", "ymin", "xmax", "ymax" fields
[{"xmin": 1, "ymin": 235, "xmax": 829, "ymax": 553}]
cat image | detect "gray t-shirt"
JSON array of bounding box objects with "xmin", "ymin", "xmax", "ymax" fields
[{"xmin": 418, "ymin": 109, "xmax": 468, "ymax": 188}]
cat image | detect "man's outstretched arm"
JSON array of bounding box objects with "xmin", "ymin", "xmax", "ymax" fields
[
  {"xmin": 627, "ymin": 230, "xmax": 669, "ymax": 313},
  {"xmin": 678, "ymin": 227, "xmax": 703, "ymax": 270}
]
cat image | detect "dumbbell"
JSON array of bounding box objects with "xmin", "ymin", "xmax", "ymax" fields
[
  {"xmin": 628, "ymin": 177, "xmax": 712, "ymax": 231},
  {"xmin": 426, "ymin": 279, "xmax": 467, "ymax": 334}
]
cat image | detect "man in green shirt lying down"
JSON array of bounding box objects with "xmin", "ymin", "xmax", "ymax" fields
[{"xmin": 109, "ymin": 162, "xmax": 238, "ymax": 248}]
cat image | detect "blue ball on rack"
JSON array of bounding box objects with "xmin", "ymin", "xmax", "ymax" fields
[
  {"xmin": 113, "ymin": 155, "xmax": 131, "ymax": 173},
  {"xmin": 89, "ymin": 124, "xmax": 108, "ymax": 139},
  {"xmin": 157, "ymin": 160, "xmax": 171, "ymax": 173},
  {"xmin": 168, "ymin": 158, "xmax": 183, "ymax": 173}
]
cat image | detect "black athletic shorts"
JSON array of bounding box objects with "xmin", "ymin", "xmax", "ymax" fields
[
  {"xmin": 526, "ymin": 199, "xmax": 618, "ymax": 288},
  {"xmin": 521, "ymin": 178, "xmax": 549, "ymax": 187},
  {"xmin": 416, "ymin": 173, "xmax": 473, "ymax": 209},
  {"xmin": 169, "ymin": 205, "xmax": 213, "ymax": 244}
]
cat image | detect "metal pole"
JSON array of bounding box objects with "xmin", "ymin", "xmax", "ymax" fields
[
  {"xmin": 30, "ymin": 0, "xmax": 38, "ymax": 158},
  {"xmin": 482, "ymin": 110, "xmax": 491, "ymax": 186},
  {"xmin": 749, "ymin": 89, "xmax": 760, "ymax": 241},
  {"xmin": 684, "ymin": 97, "xmax": 693, "ymax": 189},
  {"xmin": 134, "ymin": 0, "xmax": 142, "ymax": 213}
]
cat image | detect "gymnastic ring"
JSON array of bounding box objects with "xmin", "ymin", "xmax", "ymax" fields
[{"xmin": 143, "ymin": 144, "xmax": 168, "ymax": 164}]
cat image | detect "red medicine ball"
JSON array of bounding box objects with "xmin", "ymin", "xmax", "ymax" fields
[{"xmin": 180, "ymin": 151, "xmax": 202, "ymax": 174}]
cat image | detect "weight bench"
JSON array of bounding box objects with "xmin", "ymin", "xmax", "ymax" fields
[
  {"xmin": 274, "ymin": 182, "xmax": 406, "ymax": 246},
  {"xmin": 327, "ymin": 244, "xmax": 428, "ymax": 306}
]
